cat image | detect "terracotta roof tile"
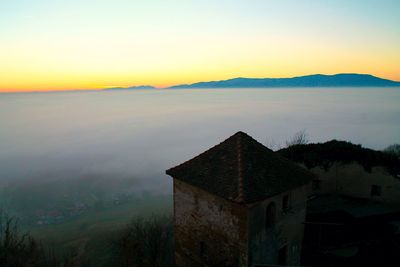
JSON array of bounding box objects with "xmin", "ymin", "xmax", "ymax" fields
[{"xmin": 166, "ymin": 131, "xmax": 314, "ymax": 204}]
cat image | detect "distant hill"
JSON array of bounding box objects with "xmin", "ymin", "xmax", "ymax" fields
[
  {"xmin": 168, "ymin": 74, "xmax": 400, "ymax": 89},
  {"xmin": 104, "ymin": 85, "xmax": 156, "ymax": 90}
]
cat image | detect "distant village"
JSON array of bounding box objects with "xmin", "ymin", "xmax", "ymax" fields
[{"xmin": 34, "ymin": 192, "xmax": 134, "ymax": 225}]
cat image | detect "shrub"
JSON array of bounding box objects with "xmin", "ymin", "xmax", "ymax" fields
[{"xmin": 109, "ymin": 215, "xmax": 174, "ymax": 267}]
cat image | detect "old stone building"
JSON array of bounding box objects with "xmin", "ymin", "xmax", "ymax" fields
[
  {"xmin": 166, "ymin": 131, "xmax": 314, "ymax": 267},
  {"xmin": 278, "ymin": 140, "xmax": 400, "ymax": 206},
  {"xmin": 309, "ymin": 163, "xmax": 400, "ymax": 205}
]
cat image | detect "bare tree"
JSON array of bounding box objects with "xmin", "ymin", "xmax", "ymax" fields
[
  {"xmin": 109, "ymin": 215, "xmax": 174, "ymax": 267},
  {"xmin": 285, "ymin": 130, "xmax": 309, "ymax": 147},
  {"xmin": 384, "ymin": 144, "xmax": 400, "ymax": 158},
  {"xmin": 0, "ymin": 211, "xmax": 61, "ymax": 267}
]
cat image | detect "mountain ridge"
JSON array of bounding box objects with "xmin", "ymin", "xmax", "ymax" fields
[
  {"xmin": 167, "ymin": 73, "xmax": 400, "ymax": 89},
  {"xmin": 100, "ymin": 74, "xmax": 400, "ymax": 90}
]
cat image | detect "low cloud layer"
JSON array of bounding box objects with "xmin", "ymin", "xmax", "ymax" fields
[{"xmin": 1, "ymin": 89, "xmax": 399, "ymax": 196}]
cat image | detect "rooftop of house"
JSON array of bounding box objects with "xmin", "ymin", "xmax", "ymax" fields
[
  {"xmin": 166, "ymin": 131, "xmax": 314, "ymax": 204},
  {"xmin": 307, "ymin": 195, "xmax": 400, "ymax": 219}
]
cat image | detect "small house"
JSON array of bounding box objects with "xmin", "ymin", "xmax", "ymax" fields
[{"xmin": 166, "ymin": 132, "xmax": 314, "ymax": 266}]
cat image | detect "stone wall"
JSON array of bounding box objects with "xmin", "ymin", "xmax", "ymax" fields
[
  {"xmin": 248, "ymin": 183, "xmax": 310, "ymax": 266},
  {"xmin": 174, "ymin": 179, "xmax": 248, "ymax": 267},
  {"xmin": 310, "ymin": 163, "xmax": 400, "ymax": 205}
]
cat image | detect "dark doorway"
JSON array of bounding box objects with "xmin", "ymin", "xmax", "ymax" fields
[
  {"xmin": 278, "ymin": 245, "xmax": 287, "ymax": 265},
  {"xmin": 282, "ymin": 194, "xmax": 290, "ymax": 212},
  {"xmin": 200, "ymin": 241, "xmax": 208, "ymax": 259},
  {"xmin": 266, "ymin": 202, "xmax": 276, "ymax": 229}
]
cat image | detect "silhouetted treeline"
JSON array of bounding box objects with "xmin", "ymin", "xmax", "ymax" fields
[
  {"xmin": 109, "ymin": 215, "xmax": 174, "ymax": 267},
  {"xmin": 384, "ymin": 144, "xmax": 400, "ymax": 158},
  {"xmin": 278, "ymin": 140, "xmax": 400, "ymax": 176},
  {"xmin": 1, "ymin": 210, "xmax": 175, "ymax": 267},
  {"xmin": 0, "ymin": 211, "xmax": 77, "ymax": 267}
]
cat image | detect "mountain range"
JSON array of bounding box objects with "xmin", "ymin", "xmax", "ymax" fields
[
  {"xmin": 102, "ymin": 74, "xmax": 400, "ymax": 90},
  {"xmin": 168, "ymin": 74, "xmax": 400, "ymax": 89}
]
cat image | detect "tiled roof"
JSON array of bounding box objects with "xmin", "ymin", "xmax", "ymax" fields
[{"xmin": 166, "ymin": 131, "xmax": 314, "ymax": 204}]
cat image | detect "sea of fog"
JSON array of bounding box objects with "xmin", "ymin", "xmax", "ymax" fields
[{"xmin": 0, "ymin": 88, "xmax": 399, "ymax": 197}]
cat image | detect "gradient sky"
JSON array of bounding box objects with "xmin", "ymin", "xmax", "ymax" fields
[{"xmin": 1, "ymin": 0, "xmax": 399, "ymax": 92}]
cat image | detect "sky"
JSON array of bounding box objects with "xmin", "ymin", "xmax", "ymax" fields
[{"xmin": 0, "ymin": 0, "xmax": 399, "ymax": 92}]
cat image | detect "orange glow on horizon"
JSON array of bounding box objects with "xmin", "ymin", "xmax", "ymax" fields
[
  {"xmin": 1, "ymin": 1, "xmax": 399, "ymax": 93},
  {"xmin": 1, "ymin": 70, "xmax": 399, "ymax": 93}
]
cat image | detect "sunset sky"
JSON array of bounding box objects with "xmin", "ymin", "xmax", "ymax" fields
[{"xmin": 1, "ymin": 0, "xmax": 399, "ymax": 92}]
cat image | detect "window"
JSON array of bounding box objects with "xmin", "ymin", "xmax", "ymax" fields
[
  {"xmin": 265, "ymin": 202, "xmax": 276, "ymax": 229},
  {"xmin": 200, "ymin": 241, "xmax": 208, "ymax": 258},
  {"xmin": 312, "ymin": 180, "xmax": 321, "ymax": 191},
  {"xmin": 282, "ymin": 194, "xmax": 290, "ymax": 212},
  {"xmin": 194, "ymin": 195, "xmax": 199, "ymax": 211},
  {"xmin": 278, "ymin": 245, "xmax": 288, "ymax": 265},
  {"xmin": 370, "ymin": 185, "xmax": 382, "ymax": 197}
]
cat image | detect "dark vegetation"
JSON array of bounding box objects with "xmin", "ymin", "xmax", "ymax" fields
[
  {"xmin": 284, "ymin": 129, "xmax": 309, "ymax": 147},
  {"xmin": 0, "ymin": 211, "xmax": 74, "ymax": 267},
  {"xmin": 1, "ymin": 211, "xmax": 174, "ymax": 267},
  {"xmin": 278, "ymin": 140, "xmax": 400, "ymax": 176},
  {"xmin": 109, "ymin": 215, "xmax": 174, "ymax": 267},
  {"xmin": 0, "ymin": 173, "xmax": 172, "ymax": 266},
  {"xmin": 384, "ymin": 144, "xmax": 400, "ymax": 158}
]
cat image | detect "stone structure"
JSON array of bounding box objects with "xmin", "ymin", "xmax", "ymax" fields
[
  {"xmin": 166, "ymin": 132, "xmax": 314, "ymax": 267},
  {"xmin": 310, "ymin": 163, "xmax": 400, "ymax": 205}
]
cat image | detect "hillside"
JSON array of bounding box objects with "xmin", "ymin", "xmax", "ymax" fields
[
  {"xmin": 278, "ymin": 140, "xmax": 400, "ymax": 177},
  {"xmin": 168, "ymin": 74, "xmax": 400, "ymax": 89}
]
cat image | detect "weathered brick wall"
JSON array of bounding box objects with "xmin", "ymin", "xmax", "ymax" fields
[
  {"xmin": 248, "ymin": 183, "xmax": 311, "ymax": 266},
  {"xmin": 174, "ymin": 179, "xmax": 248, "ymax": 267},
  {"xmin": 310, "ymin": 163, "xmax": 400, "ymax": 205}
]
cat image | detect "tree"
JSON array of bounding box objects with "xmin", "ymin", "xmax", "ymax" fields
[
  {"xmin": 384, "ymin": 144, "xmax": 400, "ymax": 158},
  {"xmin": 285, "ymin": 130, "xmax": 309, "ymax": 147},
  {"xmin": 109, "ymin": 215, "xmax": 174, "ymax": 267},
  {"xmin": 0, "ymin": 211, "xmax": 51, "ymax": 266}
]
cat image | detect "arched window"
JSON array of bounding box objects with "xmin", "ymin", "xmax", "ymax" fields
[
  {"xmin": 282, "ymin": 194, "xmax": 290, "ymax": 212},
  {"xmin": 266, "ymin": 202, "xmax": 276, "ymax": 229}
]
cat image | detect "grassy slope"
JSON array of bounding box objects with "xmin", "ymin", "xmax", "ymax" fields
[{"xmin": 29, "ymin": 195, "xmax": 173, "ymax": 265}]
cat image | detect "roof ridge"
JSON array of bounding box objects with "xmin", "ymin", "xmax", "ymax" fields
[
  {"xmin": 166, "ymin": 131, "xmax": 314, "ymax": 204},
  {"xmin": 166, "ymin": 132, "xmax": 246, "ymax": 175},
  {"xmin": 235, "ymin": 132, "xmax": 245, "ymax": 203}
]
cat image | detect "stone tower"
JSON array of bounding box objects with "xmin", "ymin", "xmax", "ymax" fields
[{"xmin": 166, "ymin": 132, "xmax": 313, "ymax": 267}]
